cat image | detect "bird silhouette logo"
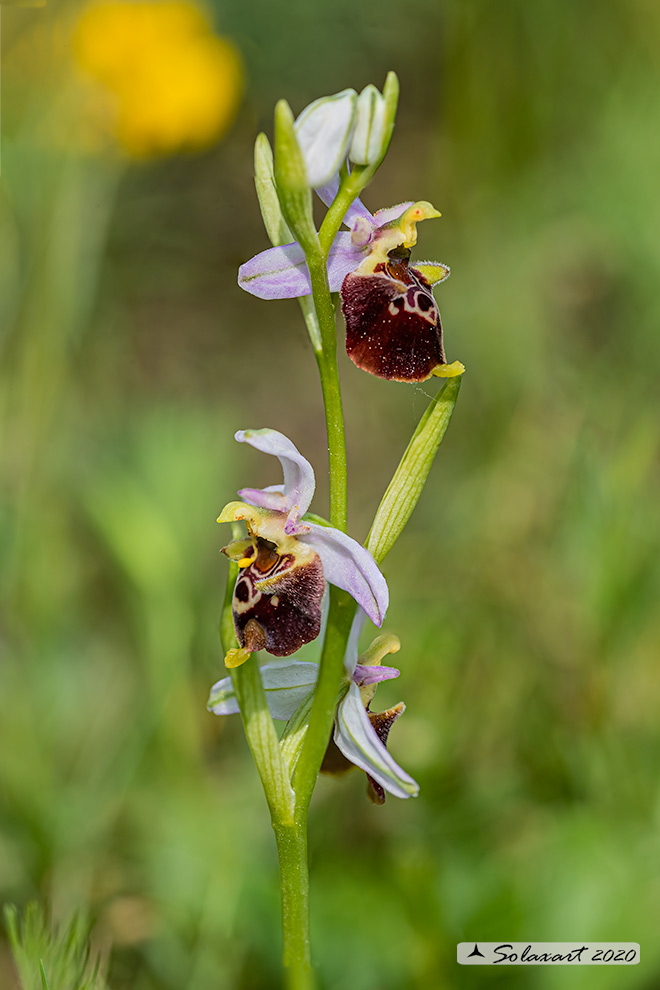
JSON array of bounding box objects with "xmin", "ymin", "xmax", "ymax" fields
[{"xmin": 468, "ymin": 944, "xmax": 485, "ymax": 958}]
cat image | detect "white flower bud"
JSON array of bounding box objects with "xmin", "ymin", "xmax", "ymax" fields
[
  {"xmin": 294, "ymin": 88, "xmax": 357, "ymax": 188},
  {"xmin": 349, "ymin": 84, "xmax": 387, "ymax": 166}
]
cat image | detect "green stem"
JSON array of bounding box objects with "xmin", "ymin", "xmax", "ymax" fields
[
  {"xmin": 240, "ymin": 156, "xmax": 391, "ymax": 983},
  {"xmin": 221, "ymin": 556, "xmax": 312, "ymax": 984},
  {"xmin": 318, "ymin": 169, "xmax": 365, "ymax": 257},
  {"xmin": 220, "ymin": 560, "xmax": 294, "ymax": 821},
  {"xmin": 291, "ymin": 167, "xmax": 385, "ymax": 812},
  {"xmin": 273, "ymin": 822, "xmax": 315, "ymax": 990},
  {"xmin": 292, "ymin": 586, "xmax": 355, "ymax": 816},
  {"xmin": 305, "ymin": 251, "xmax": 347, "ymax": 532},
  {"xmin": 313, "ymin": 350, "xmax": 347, "ymax": 533},
  {"xmin": 230, "ymin": 657, "xmax": 294, "ymax": 819}
]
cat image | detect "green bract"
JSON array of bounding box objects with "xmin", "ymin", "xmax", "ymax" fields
[
  {"xmin": 254, "ymin": 132, "xmax": 293, "ymax": 248},
  {"xmin": 273, "ymin": 100, "xmax": 319, "ymax": 257},
  {"xmin": 367, "ymin": 376, "xmax": 463, "ymax": 564}
]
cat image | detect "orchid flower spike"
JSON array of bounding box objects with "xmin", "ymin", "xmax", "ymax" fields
[
  {"xmin": 208, "ymin": 610, "xmax": 419, "ymax": 802},
  {"xmin": 217, "ymin": 430, "xmax": 388, "ymax": 667},
  {"xmin": 238, "ymin": 192, "xmax": 464, "ymax": 384}
]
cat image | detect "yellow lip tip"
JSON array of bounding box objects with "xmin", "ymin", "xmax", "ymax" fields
[
  {"xmin": 224, "ymin": 647, "xmax": 252, "ymax": 669},
  {"xmin": 432, "ymin": 360, "xmax": 465, "ymax": 378}
]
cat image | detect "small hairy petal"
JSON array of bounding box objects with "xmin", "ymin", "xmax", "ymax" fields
[
  {"xmin": 371, "ymin": 202, "xmax": 414, "ymax": 228},
  {"xmin": 236, "ymin": 429, "xmax": 316, "ymax": 518},
  {"xmin": 303, "ymin": 524, "xmax": 389, "ymax": 626},
  {"xmin": 237, "ymin": 483, "xmax": 286, "ymax": 512},
  {"xmin": 353, "ymin": 663, "xmax": 400, "ymax": 685},
  {"xmin": 334, "ymin": 683, "xmax": 418, "ymax": 799}
]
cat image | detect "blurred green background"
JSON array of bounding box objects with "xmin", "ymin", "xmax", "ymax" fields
[{"xmin": 2, "ymin": 0, "xmax": 660, "ymax": 987}]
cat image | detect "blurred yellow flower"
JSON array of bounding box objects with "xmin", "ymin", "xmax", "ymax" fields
[{"xmin": 73, "ymin": 0, "xmax": 243, "ymax": 158}]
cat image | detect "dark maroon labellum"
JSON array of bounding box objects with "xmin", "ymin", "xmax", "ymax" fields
[
  {"xmin": 341, "ymin": 249, "xmax": 447, "ymax": 383},
  {"xmin": 232, "ymin": 538, "xmax": 325, "ymax": 656},
  {"xmin": 365, "ymin": 702, "xmax": 405, "ymax": 804}
]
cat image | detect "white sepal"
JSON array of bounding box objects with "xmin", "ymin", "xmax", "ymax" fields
[
  {"xmin": 208, "ymin": 660, "xmax": 319, "ymax": 721},
  {"xmin": 207, "ymin": 675, "xmax": 241, "ymax": 716},
  {"xmin": 333, "ymin": 683, "xmax": 419, "ymax": 799},
  {"xmin": 294, "ymin": 89, "xmax": 357, "ymax": 188}
]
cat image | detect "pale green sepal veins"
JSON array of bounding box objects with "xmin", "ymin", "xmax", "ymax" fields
[
  {"xmin": 350, "ymin": 84, "xmax": 387, "ymax": 166},
  {"xmin": 279, "ymin": 691, "xmax": 315, "ymax": 784},
  {"xmin": 209, "ymin": 660, "xmax": 320, "ymax": 722}
]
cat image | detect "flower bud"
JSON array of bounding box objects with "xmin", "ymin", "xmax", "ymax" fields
[
  {"xmin": 294, "ymin": 88, "xmax": 357, "ymax": 188},
  {"xmin": 349, "ymin": 84, "xmax": 387, "ymax": 166}
]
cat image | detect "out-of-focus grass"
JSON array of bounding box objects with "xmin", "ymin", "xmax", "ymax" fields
[
  {"xmin": 1, "ymin": 0, "xmax": 660, "ymax": 988},
  {"xmin": 5, "ymin": 903, "xmax": 107, "ymax": 990}
]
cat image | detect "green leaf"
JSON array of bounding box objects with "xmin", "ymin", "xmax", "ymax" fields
[{"xmin": 366, "ymin": 375, "xmax": 462, "ymax": 564}]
